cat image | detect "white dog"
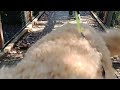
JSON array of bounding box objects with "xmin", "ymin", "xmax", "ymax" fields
[
  {"xmin": 0, "ymin": 23, "xmax": 116, "ymax": 79},
  {"xmin": 100, "ymin": 29, "xmax": 120, "ymax": 57}
]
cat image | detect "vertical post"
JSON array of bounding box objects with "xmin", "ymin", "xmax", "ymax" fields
[
  {"xmin": 0, "ymin": 15, "xmax": 4, "ymax": 48},
  {"xmin": 29, "ymin": 11, "xmax": 33, "ymax": 22},
  {"xmin": 103, "ymin": 11, "xmax": 109, "ymax": 24},
  {"xmin": 106, "ymin": 11, "xmax": 114, "ymax": 27}
]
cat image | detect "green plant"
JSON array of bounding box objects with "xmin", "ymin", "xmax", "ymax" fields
[
  {"xmin": 75, "ymin": 11, "xmax": 85, "ymax": 37},
  {"xmin": 110, "ymin": 11, "xmax": 120, "ymax": 28},
  {"xmin": 116, "ymin": 12, "xmax": 120, "ymax": 24}
]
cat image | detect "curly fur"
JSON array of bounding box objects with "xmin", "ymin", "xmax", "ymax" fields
[
  {"xmin": 100, "ymin": 29, "xmax": 120, "ymax": 56},
  {"xmin": 0, "ymin": 23, "xmax": 116, "ymax": 79}
]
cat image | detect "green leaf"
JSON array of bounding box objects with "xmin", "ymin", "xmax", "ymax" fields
[{"xmin": 75, "ymin": 11, "xmax": 83, "ymax": 33}]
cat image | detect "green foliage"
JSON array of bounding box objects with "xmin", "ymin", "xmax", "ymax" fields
[
  {"xmin": 115, "ymin": 11, "xmax": 120, "ymax": 24},
  {"xmin": 75, "ymin": 11, "xmax": 85, "ymax": 37},
  {"xmin": 111, "ymin": 11, "xmax": 120, "ymax": 28},
  {"xmin": 75, "ymin": 11, "xmax": 83, "ymax": 33},
  {"xmin": 75, "ymin": 12, "xmax": 81, "ymax": 29}
]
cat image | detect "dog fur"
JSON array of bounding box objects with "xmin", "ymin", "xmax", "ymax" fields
[
  {"xmin": 100, "ymin": 29, "xmax": 120, "ymax": 57},
  {"xmin": 0, "ymin": 23, "xmax": 116, "ymax": 79}
]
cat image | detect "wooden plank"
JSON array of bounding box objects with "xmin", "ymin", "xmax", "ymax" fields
[
  {"xmin": 32, "ymin": 11, "xmax": 45, "ymax": 27},
  {"xmin": 0, "ymin": 15, "xmax": 4, "ymax": 49},
  {"xmin": 90, "ymin": 11, "xmax": 107, "ymax": 31}
]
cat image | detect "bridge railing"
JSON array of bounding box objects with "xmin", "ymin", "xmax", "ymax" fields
[
  {"xmin": 0, "ymin": 11, "xmax": 44, "ymax": 50},
  {"xmin": 93, "ymin": 11, "xmax": 120, "ymax": 28}
]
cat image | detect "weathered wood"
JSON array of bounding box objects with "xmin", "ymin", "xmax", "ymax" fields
[
  {"xmin": 32, "ymin": 11, "xmax": 45, "ymax": 27},
  {"xmin": 29, "ymin": 11, "xmax": 33, "ymax": 22},
  {"xmin": 0, "ymin": 15, "xmax": 4, "ymax": 49}
]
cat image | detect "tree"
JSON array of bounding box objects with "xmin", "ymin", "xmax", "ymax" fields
[
  {"xmin": 103, "ymin": 11, "xmax": 109, "ymax": 24},
  {"xmin": 106, "ymin": 11, "xmax": 114, "ymax": 27}
]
